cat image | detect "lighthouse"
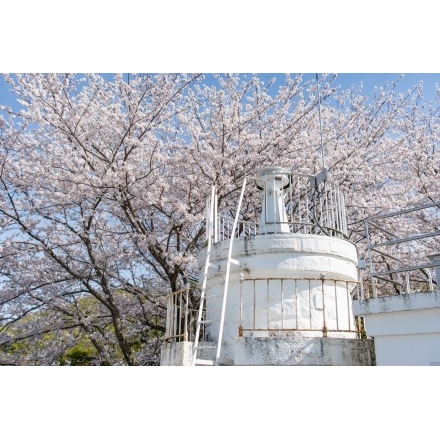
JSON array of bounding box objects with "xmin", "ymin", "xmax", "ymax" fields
[
  {"xmin": 257, "ymin": 167, "xmax": 290, "ymax": 234},
  {"xmin": 160, "ymin": 167, "xmax": 375, "ymax": 366}
]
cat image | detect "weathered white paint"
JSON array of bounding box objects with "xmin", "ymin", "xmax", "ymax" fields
[
  {"xmin": 353, "ymin": 292, "xmax": 440, "ymax": 365},
  {"xmin": 203, "ymin": 233, "xmax": 358, "ymax": 283},
  {"xmin": 160, "ymin": 341, "xmax": 218, "ymax": 366},
  {"xmin": 159, "ymin": 334, "xmax": 376, "ymax": 366},
  {"xmin": 160, "ymin": 341, "xmax": 193, "ymax": 366},
  {"xmin": 234, "ymin": 335, "xmax": 375, "ymax": 366},
  {"xmin": 199, "ymin": 233, "xmax": 360, "ymax": 365}
]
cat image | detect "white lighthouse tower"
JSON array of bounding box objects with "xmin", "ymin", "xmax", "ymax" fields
[{"xmin": 160, "ymin": 167, "xmax": 375, "ymax": 366}]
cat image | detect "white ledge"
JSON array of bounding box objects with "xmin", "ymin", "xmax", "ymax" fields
[{"xmin": 353, "ymin": 291, "xmax": 440, "ymax": 316}]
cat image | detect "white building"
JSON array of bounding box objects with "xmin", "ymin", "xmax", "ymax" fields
[
  {"xmin": 160, "ymin": 168, "xmax": 440, "ymax": 366},
  {"xmin": 352, "ymin": 205, "xmax": 440, "ymax": 366},
  {"xmin": 161, "ymin": 167, "xmax": 376, "ymax": 366}
]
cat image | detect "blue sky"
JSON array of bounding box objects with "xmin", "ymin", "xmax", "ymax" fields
[{"xmin": 1, "ymin": 73, "xmax": 439, "ymax": 114}]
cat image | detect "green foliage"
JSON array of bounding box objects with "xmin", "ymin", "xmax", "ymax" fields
[{"xmin": 60, "ymin": 338, "xmax": 98, "ymax": 366}]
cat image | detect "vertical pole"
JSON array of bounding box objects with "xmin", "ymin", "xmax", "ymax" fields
[
  {"xmin": 428, "ymin": 269, "xmax": 434, "ymax": 292},
  {"xmin": 288, "ymin": 174, "xmax": 293, "ymax": 232},
  {"xmin": 214, "ymin": 190, "xmax": 218, "ymax": 243},
  {"xmin": 178, "ymin": 291, "xmax": 182, "ymax": 339},
  {"xmin": 253, "ymin": 279, "xmax": 256, "ymax": 330},
  {"xmin": 321, "ymin": 277, "xmax": 327, "ymax": 336},
  {"xmin": 305, "ymin": 179, "xmax": 310, "ymax": 234},
  {"xmin": 336, "ymin": 187, "xmax": 342, "ymax": 232},
  {"xmin": 316, "ymin": 73, "xmax": 326, "ymax": 170},
  {"xmin": 312, "ymin": 182, "xmax": 317, "ymax": 234},
  {"xmin": 319, "ymin": 189, "xmax": 324, "ymax": 231},
  {"xmin": 184, "ymin": 288, "xmax": 188, "ymax": 341},
  {"xmin": 324, "ymin": 186, "xmax": 329, "ymax": 232},
  {"xmin": 295, "ymin": 279, "xmax": 298, "ymax": 329},
  {"xmin": 308, "ymin": 279, "xmax": 312, "ymax": 330},
  {"xmin": 405, "ymin": 272, "xmax": 411, "ymax": 295},
  {"xmin": 239, "ymin": 279, "xmax": 243, "ymax": 336},
  {"xmin": 365, "ymin": 221, "xmax": 376, "ymax": 298},
  {"xmin": 341, "ymin": 190, "xmax": 347, "ymax": 236},
  {"xmin": 267, "ymin": 279, "xmax": 269, "ymax": 330},
  {"xmin": 330, "ymin": 187, "xmax": 336, "ymax": 231},
  {"xmin": 165, "ymin": 295, "xmax": 171, "ymax": 340},
  {"xmin": 281, "ymin": 279, "xmax": 284, "ymax": 330},
  {"xmin": 264, "ymin": 172, "xmax": 268, "ymax": 233},
  {"xmin": 173, "ymin": 294, "xmax": 177, "ymax": 341}
]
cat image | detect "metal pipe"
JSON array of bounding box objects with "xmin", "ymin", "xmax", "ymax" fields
[
  {"xmin": 366, "ymin": 202, "xmax": 440, "ymax": 221},
  {"xmin": 316, "ymin": 73, "xmax": 326, "ymax": 170}
]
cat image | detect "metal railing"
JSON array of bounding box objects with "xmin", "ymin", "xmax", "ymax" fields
[
  {"xmin": 363, "ymin": 202, "xmax": 440, "ymax": 298},
  {"xmin": 207, "ymin": 169, "xmax": 348, "ymax": 245},
  {"xmin": 238, "ymin": 277, "xmax": 361, "ymax": 337},
  {"xmin": 164, "ymin": 288, "xmax": 201, "ymax": 342},
  {"xmin": 285, "ymin": 172, "xmax": 347, "ymax": 238},
  {"xmin": 163, "ymin": 277, "xmax": 365, "ymax": 342}
]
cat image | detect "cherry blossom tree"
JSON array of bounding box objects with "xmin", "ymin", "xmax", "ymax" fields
[
  {"xmin": 0, "ymin": 73, "xmax": 202, "ymax": 365},
  {"xmin": 0, "ymin": 73, "xmax": 438, "ymax": 365}
]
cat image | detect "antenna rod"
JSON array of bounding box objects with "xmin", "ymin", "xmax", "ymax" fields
[{"xmin": 316, "ymin": 73, "xmax": 326, "ymax": 170}]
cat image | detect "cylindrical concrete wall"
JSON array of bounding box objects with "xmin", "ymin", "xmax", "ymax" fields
[{"xmin": 199, "ymin": 233, "xmax": 359, "ymax": 364}]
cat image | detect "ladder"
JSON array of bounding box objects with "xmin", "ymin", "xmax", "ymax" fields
[
  {"xmin": 192, "ymin": 179, "xmax": 247, "ymax": 366},
  {"xmin": 191, "ymin": 185, "xmax": 217, "ymax": 366}
]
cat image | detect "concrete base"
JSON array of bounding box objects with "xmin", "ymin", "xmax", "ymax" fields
[
  {"xmin": 234, "ymin": 335, "xmax": 375, "ymax": 366},
  {"xmin": 160, "ymin": 337, "xmax": 376, "ymax": 366},
  {"xmin": 160, "ymin": 341, "xmax": 193, "ymax": 366},
  {"xmin": 160, "ymin": 341, "xmax": 217, "ymax": 366}
]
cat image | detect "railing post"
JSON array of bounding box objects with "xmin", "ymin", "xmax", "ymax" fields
[
  {"xmin": 365, "ymin": 221, "xmax": 377, "ymax": 298},
  {"xmin": 184, "ymin": 288, "xmax": 188, "ymax": 341},
  {"xmin": 405, "ymin": 272, "xmax": 411, "ymax": 295},
  {"xmin": 428, "ymin": 269, "xmax": 434, "ymax": 292},
  {"xmin": 239, "ymin": 278, "xmax": 243, "ymax": 337}
]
